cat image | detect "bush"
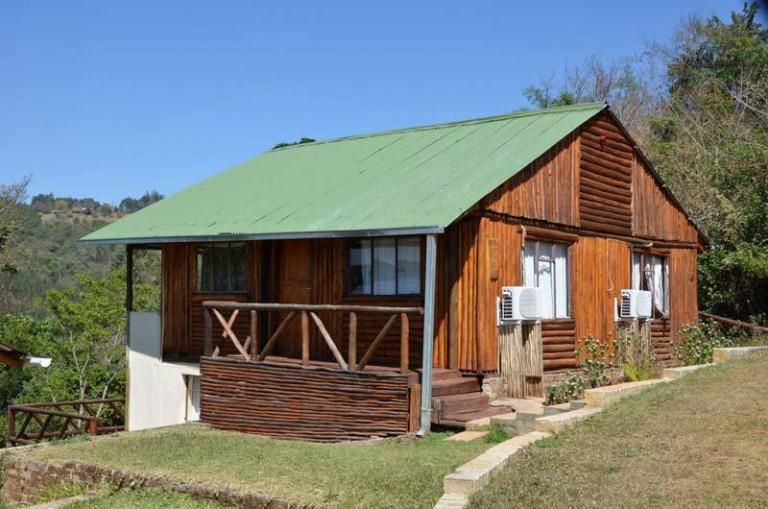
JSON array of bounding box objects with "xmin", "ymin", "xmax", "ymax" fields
[
  {"xmin": 545, "ymin": 376, "xmax": 584, "ymax": 405},
  {"xmin": 578, "ymin": 336, "xmax": 610, "ymax": 388},
  {"xmin": 616, "ymin": 324, "xmax": 659, "ymax": 382},
  {"xmin": 675, "ymin": 320, "xmax": 733, "ymax": 365}
]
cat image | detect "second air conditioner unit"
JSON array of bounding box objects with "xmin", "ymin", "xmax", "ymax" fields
[
  {"xmin": 500, "ymin": 286, "xmax": 545, "ymax": 322},
  {"xmin": 619, "ymin": 289, "xmax": 652, "ymax": 318}
]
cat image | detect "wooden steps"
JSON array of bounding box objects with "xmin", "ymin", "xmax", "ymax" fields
[{"xmin": 428, "ymin": 369, "xmax": 512, "ymax": 428}]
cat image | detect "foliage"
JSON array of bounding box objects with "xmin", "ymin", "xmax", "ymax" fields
[
  {"xmin": 524, "ymin": 3, "xmax": 768, "ymax": 323},
  {"xmin": 578, "ymin": 336, "xmax": 610, "ymax": 388},
  {"xmin": 615, "ymin": 325, "xmax": 659, "ymax": 382},
  {"xmin": 0, "ymin": 178, "xmax": 29, "ymax": 276},
  {"xmin": 674, "ymin": 320, "xmax": 734, "ymax": 365},
  {"xmin": 272, "ymin": 137, "xmax": 316, "ymax": 150},
  {"xmin": 545, "ymin": 375, "xmax": 584, "ymax": 405},
  {"xmin": 118, "ymin": 191, "xmax": 164, "ymax": 214},
  {"xmin": 485, "ymin": 423, "xmax": 511, "ymax": 443}
]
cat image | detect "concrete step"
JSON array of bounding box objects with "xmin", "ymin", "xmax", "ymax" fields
[
  {"xmin": 432, "ymin": 377, "xmax": 481, "ymax": 398},
  {"xmin": 446, "ymin": 431, "xmax": 489, "ymax": 442},
  {"xmin": 534, "ymin": 407, "xmax": 603, "ymax": 433},
  {"xmin": 444, "ymin": 406, "xmax": 511, "ymax": 430},
  {"xmin": 584, "ymin": 379, "xmax": 667, "ymax": 407}
]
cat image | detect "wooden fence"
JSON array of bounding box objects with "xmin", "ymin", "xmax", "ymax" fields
[
  {"xmin": 203, "ymin": 301, "xmax": 423, "ymax": 373},
  {"xmin": 7, "ymin": 398, "xmax": 124, "ymax": 446}
]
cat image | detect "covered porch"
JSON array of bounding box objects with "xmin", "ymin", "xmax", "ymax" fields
[{"xmin": 125, "ymin": 234, "xmax": 441, "ymax": 441}]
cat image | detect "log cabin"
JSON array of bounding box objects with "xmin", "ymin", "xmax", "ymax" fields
[{"xmin": 81, "ymin": 102, "xmax": 706, "ymax": 441}]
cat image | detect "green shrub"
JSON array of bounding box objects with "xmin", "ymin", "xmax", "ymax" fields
[
  {"xmin": 545, "ymin": 376, "xmax": 584, "ymax": 405},
  {"xmin": 616, "ymin": 324, "xmax": 659, "ymax": 381},
  {"xmin": 578, "ymin": 336, "xmax": 610, "ymax": 388},
  {"xmin": 675, "ymin": 320, "xmax": 733, "ymax": 365},
  {"xmin": 485, "ymin": 423, "xmax": 511, "ymax": 443}
]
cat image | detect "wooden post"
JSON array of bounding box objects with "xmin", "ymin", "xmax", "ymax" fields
[
  {"xmin": 400, "ymin": 313, "xmax": 409, "ymax": 373},
  {"xmin": 203, "ymin": 307, "xmax": 213, "ymax": 357},
  {"xmin": 250, "ymin": 310, "xmax": 258, "ymax": 360},
  {"xmin": 7, "ymin": 407, "xmax": 14, "ymax": 446},
  {"xmin": 348, "ymin": 312, "xmax": 357, "ymax": 370},
  {"xmin": 88, "ymin": 419, "xmax": 98, "ymax": 436},
  {"xmin": 301, "ymin": 311, "xmax": 310, "ymax": 366}
]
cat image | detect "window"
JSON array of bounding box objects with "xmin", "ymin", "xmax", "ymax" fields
[
  {"xmin": 631, "ymin": 252, "xmax": 669, "ymax": 317},
  {"xmin": 196, "ymin": 243, "xmax": 247, "ymax": 292},
  {"xmin": 522, "ymin": 241, "xmax": 569, "ymax": 318},
  {"xmin": 348, "ymin": 237, "xmax": 421, "ymax": 295}
]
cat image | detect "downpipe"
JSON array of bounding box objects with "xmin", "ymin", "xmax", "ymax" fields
[{"xmin": 417, "ymin": 234, "xmax": 437, "ymax": 436}]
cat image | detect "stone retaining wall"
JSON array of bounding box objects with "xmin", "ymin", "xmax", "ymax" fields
[{"xmin": 1, "ymin": 458, "xmax": 321, "ymax": 508}]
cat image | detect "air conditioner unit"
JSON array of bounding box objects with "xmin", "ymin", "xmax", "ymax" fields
[
  {"xmin": 620, "ymin": 289, "xmax": 652, "ymax": 318},
  {"xmin": 500, "ymin": 286, "xmax": 545, "ymax": 322}
]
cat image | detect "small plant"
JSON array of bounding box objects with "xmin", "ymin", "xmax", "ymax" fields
[
  {"xmin": 545, "ymin": 375, "xmax": 584, "ymax": 405},
  {"xmin": 485, "ymin": 423, "xmax": 511, "ymax": 443},
  {"xmin": 675, "ymin": 320, "xmax": 734, "ymax": 365},
  {"xmin": 578, "ymin": 336, "xmax": 610, "ymax": 388},
  {"xmin": 616, "ymin": 324, "xmax": 659, "ymax": 381}
]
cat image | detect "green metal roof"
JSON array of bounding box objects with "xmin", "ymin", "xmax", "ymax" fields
[{"xmin": 82, "ymin": 102, "xmax": 606, "ymax": 244}]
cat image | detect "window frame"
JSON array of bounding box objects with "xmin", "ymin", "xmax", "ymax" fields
[
  {"xmin": 522, "ymin": 239, "xmax": 571, "ymax": 319},
  {"xmin": 193, "ymin": 242, "xmax": 249, "ymax": 294},
  {"xmin": 630, "ymin": 250, "xmax": 670, "ymax": 319},
  {"xmin": 345, "ymin": 236, "xmax": 424, "ymax": 297}
]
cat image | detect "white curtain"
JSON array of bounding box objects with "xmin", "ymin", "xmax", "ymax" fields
[
  {"xmin": 396, "ymin": 237, "xmax": 421, "ymax": 294},
  {"xmin": 523, "ymin": 243, "xmax": 536, "ymax": 287},
  {"xmin": 553, "ymin": 243, "xmax": 568, "ymax": 318},
  {"xmin": 631, "ymin": 253, "xmax": 642, "ymax": 290},
  {"xmin": 652, "ymin": 256, "xmax": 665, "ymax": 314},
  {"xmin": 373, "ymin": 238, "xmax": 396, "ymax": 295}
]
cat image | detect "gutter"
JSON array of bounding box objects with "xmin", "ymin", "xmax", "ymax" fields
[{"xmin": 417, "ymin": 234, "xmax": 438, "ymax": 436}]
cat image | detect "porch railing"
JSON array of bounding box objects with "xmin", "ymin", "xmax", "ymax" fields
[
  {"xmin": 203, "ymin": 302, "xmax": 423, "ymax": 374},
  {"xmin": 7, "ymin": 398, "xmax": 125, "ymax": 446}
]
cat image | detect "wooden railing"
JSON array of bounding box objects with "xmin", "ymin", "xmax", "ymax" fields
[
  {"xmin": 7, "ymin": 398, "xmax": 125, "ymax": 446},
  {"xmin": 700, "ymin": 312, "xmax": 768, "ymax": 337},
  {"xmin": 203, "ymin": 302, "xmax": 423, "ymax": 374}
]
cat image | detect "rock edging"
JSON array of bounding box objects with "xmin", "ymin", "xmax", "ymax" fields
[{"xmin": 1, "ymin": 458, "xmax": 323, "ymax": 508}]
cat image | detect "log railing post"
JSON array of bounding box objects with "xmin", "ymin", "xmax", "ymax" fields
[
  {"xmin": 250, "ymin": 310, "xmax": 258, "ymax": 360},
  {"xmin": 301, "ymin": 311, "xmax": 310, "ymax": 366},
  {"xmin": 88, "ymin": 418, "xmax": 98, "ymax": 436},
  {"xmin": 348, "ymin": 312, "xmax": 357, "ymax": 370},
  {"xmin": 203, "ymin": 306, "xmax": 213, "ymax": 357},
  {"xmin": 400, "ymin": 312, "xmax": 409, "ymax": 373},
  {"xmin": 7, "ymin": 407, "xmax": 15, "ymax": 446}
]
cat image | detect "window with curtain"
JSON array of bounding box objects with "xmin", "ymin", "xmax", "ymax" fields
[
  {"xmin": 631, "ymin": 252, "xmax": 669, "ymax": 317},
  {"xmin": 348, "ymin": 237, "xmax": 421, "ymax": 296},
  {"xmin": 522, "ymin": 240, "xmax": 569, "ymax": 318},
  {"xmin": 196, "ymin": 243, "xmax": 247, "ymax": 292}
]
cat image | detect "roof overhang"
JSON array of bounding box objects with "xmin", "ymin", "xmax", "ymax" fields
[{"xmin": 77, "ymin": 225, "xmax": 445, "ymax": 245}]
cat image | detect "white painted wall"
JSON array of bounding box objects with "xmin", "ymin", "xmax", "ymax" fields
[{"xmin": 127, "ymin": 312, "xmax": 200, "ymax": 431}]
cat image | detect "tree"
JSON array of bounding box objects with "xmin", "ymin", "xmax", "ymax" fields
[
  {"xmin": 272, "ymin": 137, "xmax": 316, "ymax": 150},
  {"xmin": 0, "ymin": 178, "xmax": 29, "ymax": 275}
]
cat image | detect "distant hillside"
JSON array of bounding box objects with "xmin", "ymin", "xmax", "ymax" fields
[{"xmin": 0, "ymin": 192, "xmax": 162, "ymax": 315}]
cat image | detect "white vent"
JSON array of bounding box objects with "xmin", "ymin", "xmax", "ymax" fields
[
  {"xmin": 619, "ymin": 289, "xmax": 652, "ymax": 318},
  {"xmin": 500, "ymin": 287, "xmax": 545, "ymax": 322}
]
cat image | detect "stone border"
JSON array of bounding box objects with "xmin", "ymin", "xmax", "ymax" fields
[
  {"xmin": 434, "ymin": 432, "xmax": 551, "ymax": 509},
  {"xmin": 713, "ymin": 346, "xmax": 768, "ymax": 364},
  {"xmin": 1, "ymin": 458, "xmax": 323, "ymax": 508}
]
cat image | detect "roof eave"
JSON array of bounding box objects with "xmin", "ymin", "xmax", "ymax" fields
[{"xmin": 78, "ymin": 225, "xmax": 446, "ymax": 246}]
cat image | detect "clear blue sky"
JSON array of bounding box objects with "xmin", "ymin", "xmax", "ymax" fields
[{"xmin": 1, "ymin": 1, "xmax": 740, "ymax": 204}]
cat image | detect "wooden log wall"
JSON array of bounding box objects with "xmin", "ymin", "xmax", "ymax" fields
[
  {"xmin": 651, "ymin": 319, "xmax": 675, "ymax": 367},
  {"xmin": 542, "ymin": 320, "xmax": 578, "ymax": 372},
  {"xmin": 481, "ymin": 133, "xmax": 580, "ymax": 226},
  {"xmin": 632, "ymin": 155, "xmax": 699, "ymax": 243},
  {"xmin": 200, "ymin": 357, "xmax": 414, "ymax": 442},
  {"xmin": 572, "ymin": 236, "xmax": 631, "ymax": 354},
  {"xmin": 578, "ymin": 114, "xmax": 634, "ymax": 236}
]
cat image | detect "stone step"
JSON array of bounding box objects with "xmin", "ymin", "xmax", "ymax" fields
[
  {"xmin": 534, "ymin": 407, "xmax": 603, "ymax": 434},
  {"xmin": 662, "ymin": 364, "xmax": 712, "ymax": 380},
  {"xmin": 446, "ymin": 431, "xmax": 489, "ymax": 442},
  {"xmin": 434, "ymin": 493, "xmax": 469, "ymax": 509},
  {"xmin": 432, "ymin": 377, "xmax": 481, "ymax": 398},
  {"xmin": 584, "ymin": 379, "xmax": 667, "ymax": 407}
]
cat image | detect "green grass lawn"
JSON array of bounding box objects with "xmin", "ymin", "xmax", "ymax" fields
[
  {"xmin": 63, "ymin": 489, "xmax": 227, "ymax": 508},
  {"xmin": 470, "ymin": 352, "xmax": 768, "ymax": 509},
  {"xmin": 25, "ymin": 427, "xmax": 489, "ymax": 509}
]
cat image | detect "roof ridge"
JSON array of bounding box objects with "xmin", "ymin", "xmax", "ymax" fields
[{"xmin": 271, "ymin": 102, "xmax": 606, "ymax": 151}]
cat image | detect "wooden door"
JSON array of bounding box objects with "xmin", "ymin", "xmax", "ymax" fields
[{"xmin": 276, "ymin": 239, "xmax": 313, "ymax": 357}]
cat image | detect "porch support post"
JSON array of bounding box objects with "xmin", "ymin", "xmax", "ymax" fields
[
  {"xmin": 126, "ymin": 245, "xmax": 134, "ymax": 344},
  {"xmin": 418, "ymin": 233, "xmax": 438, "ymax": 436}
]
